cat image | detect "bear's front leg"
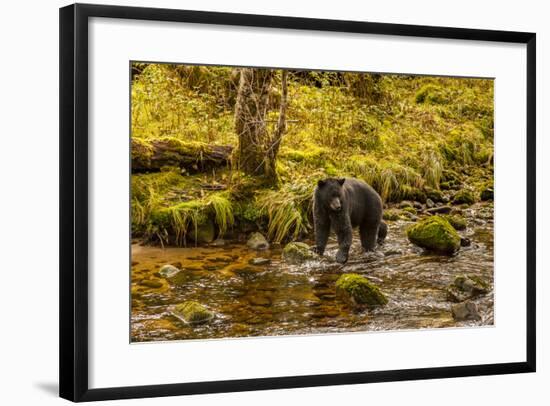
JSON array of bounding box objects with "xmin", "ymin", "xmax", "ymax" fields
[
  {"xmin": 313, "ymin": 218, "xmax": 330, "ymax": 256},
  {"xmin": 335, "ymin": 220, "xmax": 352, "ymax": 264},
  {"xmin": 312, "ymin": 203, "xmax": 330, "ymax": 256}
]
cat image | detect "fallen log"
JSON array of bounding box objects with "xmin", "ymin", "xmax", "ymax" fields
[{"xmin": 132, "ymin": 137, "xmax": 233, "ymax": 172}]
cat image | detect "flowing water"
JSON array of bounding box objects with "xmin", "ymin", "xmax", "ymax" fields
[{"xmin": 131, "ymin": 204, "xmax": 494, "ymax": 342}]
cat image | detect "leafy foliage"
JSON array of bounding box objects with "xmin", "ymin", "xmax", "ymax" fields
[{"xmin": 131, "ymin": 63, "xmax": 494, "ymax": 245}]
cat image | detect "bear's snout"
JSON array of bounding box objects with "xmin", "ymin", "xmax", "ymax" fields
[{"xmin": 329, "ymin": 198, "xmax": 342, "ymax": 211}]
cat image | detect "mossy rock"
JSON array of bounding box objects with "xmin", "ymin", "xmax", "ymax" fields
[
  {"xmin": 247, "ymin": 232, "xmax": 269, "ymax": 250},
  {"xmin": 446, "ymin": 274, "xmax": 489, "ymax": 302},
  {"xmin": 402, "ymin": 206, "xmax": 417, "ymax": 215},
  {"xmin": 444, "ymin": 215, "xmax": 467, "ymax": 231},
  {"xmin": 383, "ymin": 209, "xmax": 402, "ymax": 221},
  {"xmin": 335, "ymin": 274, "xmax": 388, "ymax": 309},
  {"xmin": 282, "ymin": 242, "xmax": 315, "ymax": 264},
  {"xmin": 407, "ymin": 215, "xmax": 461, "ymax": 255},
  {"xmin": 424, "ymin": 187, "xmax": 444, "ymax": 202},
  {"xmin": 440, "ymin": 180, "xmax": 460, "ymax": 191},
  {"xmin": 400, "ymin": 186, "xmax": 427, "ymax": 203},
  {"xmin": 173, "ymin": 301, "xmax": 214, "ymax": 325},
  {"xmin": 452, "ymin": 189, "xmax": 476, "ymax": 205}
]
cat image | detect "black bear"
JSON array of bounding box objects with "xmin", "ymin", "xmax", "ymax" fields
[{"xmin": 312, "ymin": 177, "xmax": 385, "ymax": 263}]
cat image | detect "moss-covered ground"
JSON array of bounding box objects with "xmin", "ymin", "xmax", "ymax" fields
[{"xmin": 131, "ymin": 64, "xmax": 493, "ymax": 246}]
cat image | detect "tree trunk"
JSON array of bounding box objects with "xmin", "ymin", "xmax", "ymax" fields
[
  {"xmin": 234, "ymin": 68, "xmax": 288, "ymax": 185},
  {"xmin": 265, "ymin": 70, "xmax": 288, "ymax": 181}
]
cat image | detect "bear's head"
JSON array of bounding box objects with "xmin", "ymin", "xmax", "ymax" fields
[{"xmin": 316, "ymin": 178, "xmax": 346, "ymax": 212}]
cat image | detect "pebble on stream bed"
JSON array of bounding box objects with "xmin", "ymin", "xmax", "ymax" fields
[{"xmin": 130, "ymin": 202, "xmax": 494, "ymax": 342}]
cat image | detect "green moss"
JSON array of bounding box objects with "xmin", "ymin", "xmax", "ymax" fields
[
  {"xmin": 282, "ymin": 242, "xmax": 315, "ymax": 264},
  {"xmin": 402, "ymin": 206, "xmax": 417, "ymax": 215},
  {"xmin": 235, "ymin": 202, "xmax": 264, "ymax": 223},
  {"xmin": 440, "ymin": 181, "xmax": 455, "ymax": 190},
  {"xmin": 131, "ymin": 67, "xmax": 494, "ymax": 247},
  {"xmin": 444, "ymin": 215, "xmax": 467, "ymax": 230},
  {"xmin": 452, "ymin": 189, "xmax": 476, "ymax": 205},
  {"xmin": 335, "ymin": 274, "xmax": 388, "ymax": 308},
  {"xmin": 207, "ymin": 192, "xmax": 234, "ymax": 236},
  {"xmin": 131, "ymin": 137, "xmax": 154, "ymax": 168},
  {"xmin": 324, "ymin": 162, "xmax": 339, "ymax": 176},
  {"xmin": 383, "ymin": 209, "xmax": 402, "ymax": 221},
  {"xmin": 399, "ymin": 185, "xmax": 427, "ymax": 203},
  {"xmin": 440, "ymin": 124, "xmax": 491, "ymax": 166},
  {"xmin": 424, "ymin": 187, "xmax": 443, "ymax": 202},
  {"xmin": 441, "ymin": 169, "xmax": 461, "ymax": 183},
  {"xmin": 173, "ymin": 301, "xmax": 214, "ymax": 324},
  {"xmin": 156, "ymin": 137, "xmax": 210, "ymax": 157},
  {"xmin": 415, "ymin": 85, "xmax": 448, "ymax": 104},
  {"xmin": 280, "ymin": 144, "xmax": 330, "ymax": 165},
  {"xmin": 407, "ymin": 215, "xmax": 461, "ymax": 254}
]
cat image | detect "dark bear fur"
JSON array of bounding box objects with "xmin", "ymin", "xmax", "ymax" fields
[{"xmin": 312, "ymin": 177, "xmax": 385, "ymax": 263}]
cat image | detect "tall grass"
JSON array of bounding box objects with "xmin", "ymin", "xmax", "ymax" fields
[
  {"xmin": 207, "ymin": 192, "xmax": 234, "ymax": 237},
  {"xmin": 257, "ymin": 183, "xmax": 313, "ymax": 243}
]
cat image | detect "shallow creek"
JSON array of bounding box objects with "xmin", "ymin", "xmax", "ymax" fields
[{"xmin": 131, "ymin": 204, "xmax": 494, "ymax": 342}]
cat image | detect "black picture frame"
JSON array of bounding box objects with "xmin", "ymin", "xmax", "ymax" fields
[{"xmin": 59, "ymin": 3, "xmax": 536, "ymax": 402}]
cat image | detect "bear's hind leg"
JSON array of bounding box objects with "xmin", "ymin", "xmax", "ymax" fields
[{"xmin": 360, "ymin": 223, "xmax": 379, "ymax": 252}]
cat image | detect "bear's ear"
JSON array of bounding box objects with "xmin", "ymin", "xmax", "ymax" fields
[
  {"xmin": 337, "ymin": 178, "xmax": 346, "ymax": 186},
  {"xmin": 317, "ymin": 179, "xmax": 326, "ymax": 188}
]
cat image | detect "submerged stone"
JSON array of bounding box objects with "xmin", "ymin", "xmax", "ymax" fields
[
  {"xmin": 139, "ymin": 279, "xmax": 163, "ymax": 289},
  {"xmin": 446, "ymin": 274, "xmax": 489, "ymax": 302},
  {"xmin": 159, "ymin": 264, "xmax": 181, "ymax": 278},
  {"xmin": 407, "ymin": 215, "xmax": 461, "ymax": 255},
  {"xmin": 210, "ymin": 238, "xmax": 226, "ymax": 247},
  {"xmin": 247, "ymin": 295, "xmax": 272, "ymax": 307},
  {"xmin": 173, "ymin": 301, "xmax": 214, "ymax": 325},
  {"xmin": 248, "ymin": 257, "xmax": 271, "ymax": 266},
  {"xmin": 460, "ymin": 237, "xmax": 471, "ymax": 247},
  {"xmin": 282, "ymin": 242, "xmax": 315, "ymax": 264},
  {"xmin": 247, "ymin": 232, "xmax": 269, "ymax": 250},
  {"xmin": 335, "ymin": 273, "xmax": 388, "ymax": 309},
  {"xmin": 451, "ymin": 301, "xmax": 481, "ymax": 321}
]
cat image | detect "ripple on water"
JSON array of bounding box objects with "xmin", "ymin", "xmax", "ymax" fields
[{"xmin": 131, "ymin": 207, "xmax": 494, "ymax": 342}]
